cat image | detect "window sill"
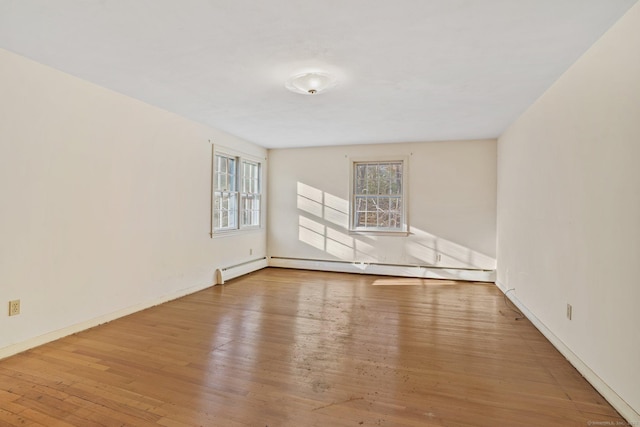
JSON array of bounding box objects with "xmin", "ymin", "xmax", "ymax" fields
[
  {"xmin": 348, "ymin": 229, "xmax": 410, "ymax": 237},
  {"xmin": 210, "ymin": 227, "xmax": 263, "ymax": 238}
]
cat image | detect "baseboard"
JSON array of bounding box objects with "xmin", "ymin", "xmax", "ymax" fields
[
  {"xmin": 215, "ymin": 257, "xmax": 268, "ymax": 284},
  {"xmin": 269, "ymin": 257, "xmax": 496, "ymax": 282},
  {"xmin": 495, "ymin": 280, "xmax": 640, "ymax": 424},
  {"xmin": 0, "ymin": 279, "xmax": 214, "ymax": 361}
]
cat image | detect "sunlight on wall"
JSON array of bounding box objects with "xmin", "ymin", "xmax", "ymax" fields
[
  {"xmin": 297, "ymin": 213, "xmax": 378, "ymax": 260},
  {"xmin": 297, "ymin": 183, "xmax": 323, "ymax": 218},
  {"xmin": 296, "ymin": 181, "xmax": 496, "ymax": 270},
  {"xmin": 406, "ymin": 228, "xmax": 495, "ymax": 269},
  {"xmin": 325, "ymin": 227, "xmax": 353, "ymax": 259},
  {"xmin": 297, "ymin": 182, "xmax": 379, "ymax": 261},
  {"xmin": 324, "ymin": 192, "xmax": 349, "ymax": 228},
  {"xmin": 298, "ymin": 216, "xmax": 325, "ymax": 251},
  {"xmin": 405, "ymin": 231, "xmax": 438, "ymax": 264}
]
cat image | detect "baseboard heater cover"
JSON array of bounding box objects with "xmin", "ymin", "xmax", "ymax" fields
[
  {"xmin": 215, "ymin": 257, "xmax": 268, "ymax": 285},
  {"xmin": 268, "ymin": 257, "xmax": 496, "ymax": 282}
]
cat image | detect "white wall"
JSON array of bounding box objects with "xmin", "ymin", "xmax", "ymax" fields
[
  {"xmin": 497, "ymin": 2, "xmax": 640, "ymax": 418},
  {"xmin": 0, "ymin": 49, "xmax": 267, "ymax": 355},
  {"xmin": 268, "ymin": 140, "xmax": 496, "ymax": 270}
]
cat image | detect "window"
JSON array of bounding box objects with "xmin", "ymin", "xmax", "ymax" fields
[
  {"xmin": 351, "ymin": 160, "xmax": 406, "ymax": 233},
  {"xmin": 213, "ymin": 152, "xmax": 262, "ymax": 233},
  {"xmin": 240, "ymin": 160, "xmax": 261, "ymax": 227}
]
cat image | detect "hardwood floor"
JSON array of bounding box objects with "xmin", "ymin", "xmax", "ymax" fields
[{"xmin": 0, "ymin": 268, "xmax": 625, "ymax": 426}]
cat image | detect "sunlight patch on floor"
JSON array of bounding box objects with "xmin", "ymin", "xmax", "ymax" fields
[{"xmin": 371, "ymin": 278, "xmax": 460, "ymax": 286}]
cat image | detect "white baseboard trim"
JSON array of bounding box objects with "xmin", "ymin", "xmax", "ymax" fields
[
  {"xmin": 269, "ymin": 257, "xmax": 495, "ymax": 282},
  {"xmin": 0, "ymin": 279, "xmax": 214, "ymax": 361},
  {"xmin": 215, "ymin": 257, "xmax": 268, "ymax": 284},
  {"xmin": 495, "ymin": 280, "xmax": 640, "ymax": 424}
]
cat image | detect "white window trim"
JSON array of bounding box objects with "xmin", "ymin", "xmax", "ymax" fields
[
  {"xmin": 211, "ymin": 145, "xmax": 264, "ymax": 237},
  {"xmin": 348, "ymin": 156, "xmax": 409, "ymax": 236}
]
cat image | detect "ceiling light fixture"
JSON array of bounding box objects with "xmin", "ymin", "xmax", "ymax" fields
[{"xmin": 285, "ymin": 72, "xmax": 336, "ymax": 95}]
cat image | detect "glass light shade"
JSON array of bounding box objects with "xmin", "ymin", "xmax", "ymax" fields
[{"xmin": 285, "ymin": 72, "xmax": 336, "ymax": 95}]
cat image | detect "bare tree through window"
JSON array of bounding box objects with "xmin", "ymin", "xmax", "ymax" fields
[{"xmin": 353, "ymin": 161, "xmax": 403, "ymax": 230}]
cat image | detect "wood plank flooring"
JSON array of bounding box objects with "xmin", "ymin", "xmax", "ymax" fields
[{"xmin": 0, "ymin": 268, "xmax": 625, "ymax": 426}]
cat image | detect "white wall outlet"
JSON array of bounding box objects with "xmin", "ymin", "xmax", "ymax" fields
[
  {"xmin": 436, "ymin": 254, "xmax": 442, "ymax": 263},
  {"xmin": 566, "ymin": 303, "xmax": 572, "ymax": 320},
  {"xmin": 8, "ymin": 300, "xmax": 20, "ymax": 316},
  {"xmin": 249, "ymin": 248, "xmax": 253, "ymax": 255}
]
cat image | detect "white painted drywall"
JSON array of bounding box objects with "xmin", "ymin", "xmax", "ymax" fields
[
  {"xmin": 0, "ymin": 49, "xmax": 267, "ymax": 353},
  {"xmin": 497, "ymin": 2, "xmax": 640, "ymax": 416},
  {"xmin": 268, "ymin": 140, "xmax": 496, "ymax": 270}
]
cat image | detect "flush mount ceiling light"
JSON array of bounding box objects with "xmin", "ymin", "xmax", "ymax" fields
[{"xmin": 285, "ymin": 72, "xmax": 337, "ymax": 95}]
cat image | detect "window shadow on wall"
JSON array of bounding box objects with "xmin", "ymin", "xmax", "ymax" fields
[{"xmin": 296, "ymin": 182, "xmax": 495, "ymax": 270}]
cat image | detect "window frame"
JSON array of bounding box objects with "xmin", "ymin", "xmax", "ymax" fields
[
  {"xmin": 211, "ymin": 147, "xmax": 263, "ymax": 236},
  {"xmin": 348, "ymin": 157, "xmax": 409, "ymax": 235}
]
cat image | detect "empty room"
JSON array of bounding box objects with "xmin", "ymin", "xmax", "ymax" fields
[{"xmin": 1, "ymin": 1, "xmax": 639, "ymax": 426}]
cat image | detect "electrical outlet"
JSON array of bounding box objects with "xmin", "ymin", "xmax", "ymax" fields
[
  {"xmin": 249, "ymin": 248, "xmax": 253, "ymax": 255},
  {"xmin": 8, "ymin": 300, "xmax": 20, "ymax": 316},
  {"xmin": 436, "ymin": 254, "xmax": 442, "ymax": 263},
  {"xmin": 566, "ymin": 303, "xmax": 572, "ymax": 320}
]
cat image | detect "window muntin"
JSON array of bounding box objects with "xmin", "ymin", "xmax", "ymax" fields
[
  {"xmin": 213, "ymin": 153, "xmax": 262, "ymax": 233},
  {"xmin": 352, "ymin": 161, "xmax": 405, "ymax": 232}
]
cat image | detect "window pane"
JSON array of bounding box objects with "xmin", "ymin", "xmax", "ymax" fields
[
  {"xmin": 378, "ymin": 210, "xmax": 389, "ymax": 228},
  {"xmin": 390, "ymin": 179, "xmax": 402, "ymax": 195},
  {"xmin": 217, "ymin": 155, "xmax": 226, "ymax": 173},
  {"xmin": 356, "ymin": 212, "xmax": 367, "ymax": 228},
  {"xmin": 220, "ymin": 209, "xmax": 228, "ymax": 227},
  {"xmin": 378, "ymin": 163, "xmax": 389, "ymax": 182},
  {"xmin": 240, "ymin": 161, "xmax": 259, "ymax": 196},
  {"xmin": 390, "ymin": 212, "xmax": 401, "ymax": 228},
  {"xmin": 363, "ymin": 197, "xmax": 372, "ymax": 215},
  {"xmin": 367, "ymin": 177, "xmax": 378, "ymax": 194},
  {"xmin": 377, "ymin": 197, "xmax": 390, "ymax": 211}
]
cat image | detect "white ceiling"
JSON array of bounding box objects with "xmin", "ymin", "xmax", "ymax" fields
[{"xmin": 0, "ymin": 0, "xmax": 636, "ymax": 149}]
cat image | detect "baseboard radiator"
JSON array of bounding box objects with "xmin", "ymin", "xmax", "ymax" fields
[
  {"xmin": 268, "ymin": 256, "xmax": 496, "ymax": 282},
  {"xmin": 215, "ymin": 257, "xmax": 268, "ymax": 285}
]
